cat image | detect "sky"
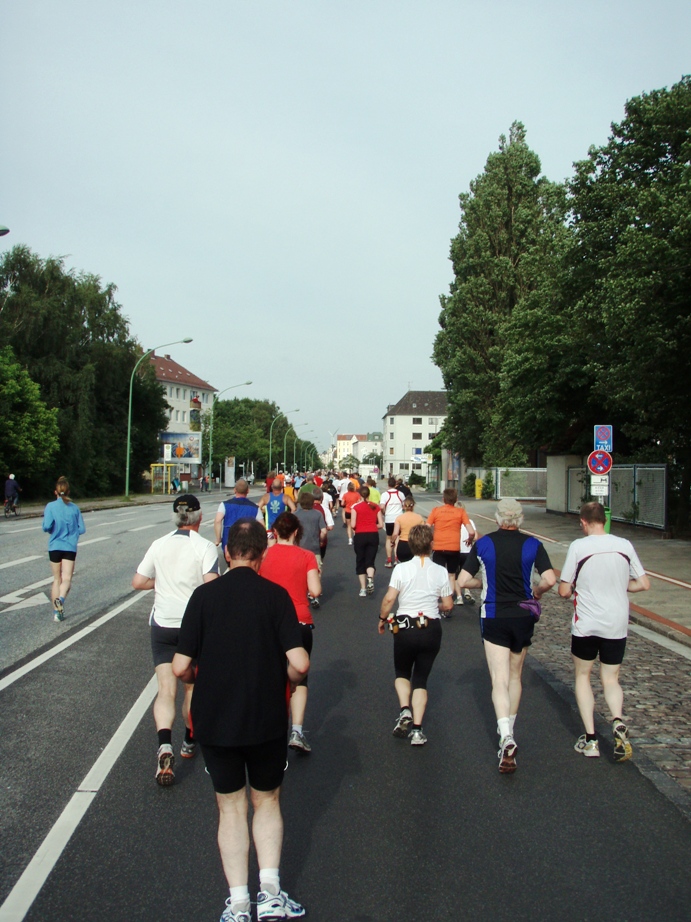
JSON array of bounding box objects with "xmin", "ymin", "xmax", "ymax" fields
[{"xmin": 1, "ymin": 1, "xmax": 689, "ymax": 453}]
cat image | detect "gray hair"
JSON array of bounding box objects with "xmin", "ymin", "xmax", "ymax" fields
[
  {"xmin": 174, "ymin": 508, "xmax": 202, "ymax": 528},
  {"xmin": 312, "ymin": 487, "xmax": 323, "ymax": 500},
  {"xmin": 495, "ymin": 498, "xmax": 524, "ymax": 529}
]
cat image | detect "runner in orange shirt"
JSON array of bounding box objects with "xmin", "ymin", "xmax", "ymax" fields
[
  {"xmin": 341, "ymin": 483, "xmax": 361, "ymax": 545},
  {"xmin": 426, "ymin": 488, "xmax": 476, "ymax": 607}
]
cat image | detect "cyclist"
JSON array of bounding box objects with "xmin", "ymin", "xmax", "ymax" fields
[{"xmin": 4, "ymin": 474, "xmax": 20, "ymax": 514}]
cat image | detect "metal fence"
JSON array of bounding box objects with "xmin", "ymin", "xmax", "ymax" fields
[
  {"xmin": 465, "ymin": 467, "xmax": 547, "ymax": 500},
  {"xmin": 567, "ymin": 464, "xmax": 667, "ymax": 529}
]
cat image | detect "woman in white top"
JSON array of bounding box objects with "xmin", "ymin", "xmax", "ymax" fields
[{"xmin": 378, "ymin": 524, "xmax": 453, "ymax": 745}]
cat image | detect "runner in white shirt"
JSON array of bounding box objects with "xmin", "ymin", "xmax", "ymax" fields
[
  {"xmin": 380, "ymin": 477, "xmax": 406, "ymax": 567},
  {"xmin": 558, "ymin": 502, "xmax": 650, "ymax": 762},
  {"xmin": 133, "ymin": 494, "xmax": 219, "ymax": 784}
]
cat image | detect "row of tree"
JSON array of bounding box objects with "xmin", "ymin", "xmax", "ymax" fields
[
  {"xmin": 0, "ymin": 246, "xmax": 320, "ymax": 498},
  {"xmin": 433, "ymin": 77, "xmax": 691, "ymax": 529}
]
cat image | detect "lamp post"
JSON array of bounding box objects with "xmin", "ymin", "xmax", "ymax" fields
[
  {"xmin": 0, "ymin": 226, "xmax": 9, "ymax": 236},
  {"xmin": 327, "ymin": 426, "xmax": 339, "ymax": 470},
  {"xmin": 126, "ymin": 338, "xmax": 193, "ymax": 498},
  {"xmin": 284, "ymin": 423, "xmax": 308, "ymax": 471},
  {"xmin": 208, "ymin": 381, "xmax": 252, "ymax": 490},
  {"xmin": 268, "ymin": 409, "xmax": 299, "ymax": 476}
]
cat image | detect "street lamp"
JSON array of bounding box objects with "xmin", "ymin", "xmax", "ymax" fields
[
  {"xmin": 284, "ymin": 423, "xmax": 309, "ymax": 471},
  {"xmin": 327, "ymin": 425, "xmax": 339, "ymax": 470},
  {"xmin": 208, "ymin": 381, "xmax": 252, "ymax": 490},
  {"xmin": 268, "ymin": 409, "xmax": 299, "ymax": 475},
  {"xmin": 126, "ymin": 338, "xmax": 193, "ymax": 498},
  {"xmin": 0, "ymin": 226, "xmax": 9, "ymax": 236}
]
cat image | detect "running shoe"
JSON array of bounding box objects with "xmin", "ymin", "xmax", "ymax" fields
[
  {"xmin": 358, "ymin": 588, "xmax": 367, "ymax": 597},
  {"xmin": 463, "ymin": 591, "xmax": 475, "ymax": 604},
  {"xmin": 180, "ymin": 739, "xmax": 197, "ymax": 759},
  {"xmin": 366, "ymin": 577, "xmax": 374, "ymax": 595},
  {"xmin": 220, "ymin": 898, "xmax": 251, "ymax": 922},
  {"xmin": 454, "ymin": 595, "xmax": 464, "ymax": 606},
  {"xmin": 348, "ymin": 538, "xmax": 353, "ymax": 546},
  {"xmin": 156, "ymin": 744, "xmax": 175, "ymax": 786},
  {"xmin": 613, "ymin": 721, "xmax": 632, "ymax": 762},
  {"xmin": 308, "ymin": 594, "xmax": 320, "ymax": 609},
  {"xmin": 409, "ymin": 728, "xmax": 427, "ymax": 746},
  {"xmin": 498, "ymin": 735, "xmax": 518, "ymax": 773},
  {"xmin": 256, "ymin": 889, "xmax": 305, "ymax": 920},
  {"xmin": 384, "ymin": 559, "xmax": 393, "ymax": 568},
  {"xmin": 392, "ymin": 710, "xmax": 413, "ymax": 738},
  {"xmin": 53, "ymin": 598, "xmax": 65, "ymax": 621},
  {"xmin": 53, "ymin": 609, "xmax": 65, "ymax": 623},
  {"xmin": 288, "ymin": 729, "xmax": 311, "ymax": 753},
  {"xmin": 574, "ymin": 735, "xmax": 600, "ymax": 758}
]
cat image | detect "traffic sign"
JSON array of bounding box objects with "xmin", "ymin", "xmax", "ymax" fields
[
  {"xmin": 594, "ymin": 424, "xmax": 613, "ymax": 452},
  {"xmin": 590, "ymin": 483, "xmax": 609, "ymax": 496},
  {"xmin": 587, "ymin": 450, "xmax": 612, "ymax": 475},
  {"xmin": 590, "ymin": 474, "xmax": 609, "ymax": 485}
]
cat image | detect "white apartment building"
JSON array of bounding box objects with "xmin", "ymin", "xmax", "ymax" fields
[
  {"xmin": 382, "ymin": 391, "xmax": 446, "ymax": 478},
  {"xmin": 150, "ymin": 352, "xmax": 216, "ymax": 433},
  {"xmin": 335, "ymin": 432, "xmax": 383, "ymax": 466}
]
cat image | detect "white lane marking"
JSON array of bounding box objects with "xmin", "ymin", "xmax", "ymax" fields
[
  {"xmin": 0, "ymin": 556, "xmax": 42, "ymax": 571},
  {"xmin": 0, "ymin": 578, "xmax": 53, "ymax": 604},
  {"xmin": 3, "ymin": 593, "xmax": 51, "ymax": 613},
  {"xmin": 0, "ymin": 526, "xmax": 41, "ymax": 535},
  {"xmin": 90, "ymin": 521, "xmax": 117, "ymax": 528},
  {"xmin": 644, "ymin": 570, "xmax": 691, "ymax": 591},
  {"xmin": 629, "ymin": 623, "xmax": 691, "ymax": 661},
  {"xmin": 0, "ymin": 592, "xmax": 147, "ymax": 693},
  {"xmin": 0, "ymin": 675, "xmax": 157, "ymax": 922},
  {"xmin": 129, "ymin": 524, "xmax": 161, "ymax": 532},
  {"xmin": 114, "ymin": 512, "xmax": 138, "ymax": 518},
  {"xmin": 77, "ymin": 537, "xmax": 111, "ymax": 547}
]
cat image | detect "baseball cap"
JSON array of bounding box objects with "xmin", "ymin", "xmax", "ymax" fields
[
  {"xmin": 496, "ymin": 498, "xmax": 523, "ymax": 517},
  {"xmin": 173, "ymin": 494, "xmax": 201, "ymax": 512}
]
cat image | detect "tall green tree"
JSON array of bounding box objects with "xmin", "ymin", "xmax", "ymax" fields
[
  {"xmin": 0, "ymin": 246, "xmax": 168, "ymax": 495},
  {"xmin": 433, "ymin": 122, "xmax": 568, "ymax": 465},
  {"xmin": 0, "ymin": 346, "xmax": 59, "ymax": 476}
]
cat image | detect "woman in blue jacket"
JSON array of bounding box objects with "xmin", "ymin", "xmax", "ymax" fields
[{"xmin": 42, "ymin": 476, "xmax": 86, "ymax": 622}]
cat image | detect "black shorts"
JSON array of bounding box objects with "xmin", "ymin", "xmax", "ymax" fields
[
  {"xmin": 201, "ymin": 735, "xmax": 287, "ymax": 794},
  {"xmin": 433, "ymin": 550, "xmax": 461, "ymax": 574},
  {"xmin": 151, "ymin": 622, "xmax": 181, "ymax": 667},
  {"xmin": 345, "ymin": 512, "xmax": 352, "ymax": 520},
  {"xmin": 396, "ymin": 540, "xmax": 413, "ymax": 563},
  {"xmin": 393, "ymin": 618, "xmax": 442, "ymax": 690},
  {"xmin": 571, "ymin": 635, "xmax": 627, "ymax": 665},
  {"xmin": 354, "ymin": 532, "xmax": 379, "ymax": 574},
  {"xmin": 296, "ymin": 622, "xmax": 314, "ymax": 687},
  {"xmin": 385, "ymin": 522, "xmax": 395, "ymax": 536},
  {"xmin": 49, "ymin": 550, "xmax": 77, "ymax": 563},
  {"xmin": 481, "ymin": 615, "xmax": 535, "ymax": 654}
]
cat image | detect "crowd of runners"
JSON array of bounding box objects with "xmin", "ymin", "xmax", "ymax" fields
[{"xmin": 124, "ymin": 469, "xmax": 650, "ymax": 922}]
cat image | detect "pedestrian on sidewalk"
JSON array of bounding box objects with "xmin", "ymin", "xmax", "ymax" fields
[
  {"xmin": 42, "ymin": 476, "xmax": 86, "ymax": 623},
  {"xmin": 457, "ymin": 499, "xmax": 556, "ymax": 773},
  {"xmin": 378, "ymin": 524, "xmax": 452, "ymax": 745},
  {"xmin": 132, "ymin": 494, "xmax": 219, "ymax": 785},
  {"xmin": 558, "ymin": 501, "xmax": 650, "ymax": 761},
  {"xmin": 172, "ymin": 519, "xmax": 309, "ymax": 922}
]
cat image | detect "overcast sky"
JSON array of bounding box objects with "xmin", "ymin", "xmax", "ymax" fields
[{"xmin": 1, "ymin": 1, "xmax": 689, "ymax": 452}]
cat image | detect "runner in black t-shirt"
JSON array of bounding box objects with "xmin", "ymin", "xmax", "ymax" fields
[
  {"xmin": 173, "ymin": 519, "xmax": 309, "ymax": 922},
  {"xmin": 458, "ymin": 499, "xmax": 556, "ymax": 774}
]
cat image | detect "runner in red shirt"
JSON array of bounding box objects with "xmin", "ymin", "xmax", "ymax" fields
[{"xmin": 351, "ymin": 486, "xmax": 385, "ymax": 597}]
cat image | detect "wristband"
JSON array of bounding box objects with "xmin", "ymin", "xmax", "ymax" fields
[{"xmin": 379, "ymin": 615, "xmax": 388, "ymax": 622}]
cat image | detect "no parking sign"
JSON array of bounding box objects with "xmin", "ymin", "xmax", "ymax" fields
[{"xmin": 587, "ymin": 450, "xmax": 612, "ymax": 475}]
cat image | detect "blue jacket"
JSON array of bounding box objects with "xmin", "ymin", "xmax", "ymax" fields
[{"xmin": 42, "ymin": 499, "xmax": 86, "ymax": 552}]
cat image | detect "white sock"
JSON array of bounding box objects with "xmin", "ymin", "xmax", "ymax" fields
[
  {"xmin": 292, "ymin": 724, "xmax": 303, "ymax": 735},
  {"xmin": 509, "ymin": 714, "xmax": 517, "ymax": 735},
  {"xmin": 497, "ymin": 717, "xmax": 511, "ymax": 740},
  {"xmin": 260, "ymin": 869, "xmax": 281, "ymax": 896},
  {"xmin": 230, "ymin": 886, "xmax": 250, "ymax": 910}
]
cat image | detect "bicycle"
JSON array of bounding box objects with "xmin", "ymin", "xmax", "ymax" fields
[{"xmin": 4, "ymin": 497, "xmax": 20, "ymax": 517}]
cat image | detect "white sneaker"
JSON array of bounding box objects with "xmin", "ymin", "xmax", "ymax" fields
[
  {"xmin": 256, "ymin": 889, "xmax": 305, "ymax": 920},
  {"xmin": 348, "ymin": 538, "xmax": 353, "ymax": 545},
  {"xmin": 498, "ymin": 735, "xmax": 517, "ymax": 773},
  {"xmin": 358, "ymin": 588, "xmax": 367, "ymax": 597},
  {"xmin": 574, "ymin": 735, "xmax": 600, "ymax": 758}
]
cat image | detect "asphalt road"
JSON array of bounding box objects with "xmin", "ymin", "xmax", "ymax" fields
[{"xmin": 1, "ymin": 495, "xmax": 690, "ymax": 921}]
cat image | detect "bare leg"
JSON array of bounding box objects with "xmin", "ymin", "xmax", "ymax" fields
[
  {"xmin": 394, "ymin": 677, "xmax": 411, "ymax": 710},
  {"xmin": 58, "ymin": 559, "xmax": 76, "ymax": 599},
  {"xmin": 508, "ymin": 648, "xmax": 528, "ymax": 716},
  {"xmin": 572, "ymin": 655, "xmax": 596, "ymax": 734},
  {"xmin": 483, "ymin": 641, "xmax": 512, "ymax": 720},
  {"xmin": 385, "ymin": 535, "xmax": 393, "ymax": 560},
  {"xmin": 600, "ymin": 662, "xmax": 625, "ymax": 721},
  {"xmin": 411, "ymin": 687, "xmax": 428, "ymax": 725},
  {"xmin": 153, "ymin": 663, "xmax": 177, "ymax": 731},
  {"xmin": 290, "ymin": 685, "xmax": 308, "ymax": 727},
  {"xmin": 50, "ymin": 561, "xmax": 62, "ymax": 606},
  {"xmin": 358, "ymin": 573, "xmax": 366, "ymax": 590},
  {"xmin": 217, "ymin": 788, "xmax": 250, "ymax": 888},
  {"xmin": 250, "ymin": 787, "xmax": 283, "ymax": 872},
  {"xmin": 182, "ymin": 682, "xmax": 194, "ymax": 731}
]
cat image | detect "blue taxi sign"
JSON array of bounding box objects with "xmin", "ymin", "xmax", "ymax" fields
[{"xmin": 594, "ymin": 425, "xmax": 613, "ymax": 452}]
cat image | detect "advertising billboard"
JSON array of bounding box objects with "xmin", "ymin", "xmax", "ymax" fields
[{"xmin": 159, "ymin": 432, "xmax": 201, "ymax": 464}]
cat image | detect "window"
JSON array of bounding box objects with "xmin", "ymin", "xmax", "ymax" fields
[
  {"xmin": 203, "ymin": 393, "xmax": 208, "ymax": 403},
  {"xmin": 183, "ymin": 389, "xmax": 187, "ymax": 400},
  {"xmin": 429, "ymin": 433, "xmax": 437, "ymax": 440},
  {"xmin": 413, "ymin": 463, "xmax": 422, "ymax": 471},
  {"xmin": 414, "ymin": 448, "xmax": 422, "ymax": 455},
  {"xmin": 168, "ymin": 386, "xmax": 173, "ymax": 397},
  {"xmin": 428, "ymin": 417, "xmax": 438, "ymax": 426},
  {"xmin": 182, "ymin": 410, "xmax": 187, "ymax": 422},
  {"xmin": 190, "ymin": 389, "xmax": 197, "ymax": 399},
  {"xmin": 412, "ymin": 433, "xmax": 422, "ymax": 440},
  {"xmin": 175, "ymin": 410, "xmax": 179, "ymax": 421},
  {"xmin": 389, "ymin": 417, "xmax": 394, "ymax": 424},
  {"xmin": 389, "ymin": 448, "xmax": 394, "ymax": 455},
  {"xmin": 412, "ymin": 417, "xmax": 422, "ymax": 424},
  {"xmin": 176, "ymin": 387, "xmax": 180, "ymax": 399},
  {"xmin": 389, "ymin": 432, "xmax": 394, "ymax": 439},
  {"xmin": 399, "ymin": 462, "xmax": 410, "ymax": 471}
]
